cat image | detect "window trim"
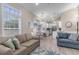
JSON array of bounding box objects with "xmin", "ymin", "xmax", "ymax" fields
[{"xmin": 2, "ymin": 4, "xmax": 22, "ymax": 36}]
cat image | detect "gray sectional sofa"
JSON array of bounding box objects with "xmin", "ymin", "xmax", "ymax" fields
[
  {"xmin": 0, "ymin": 33, "xmax": 40, "ymax": 55},
  {"xmin": 56, "ymin": 32, "xmax": 79, "ymax": 49}
]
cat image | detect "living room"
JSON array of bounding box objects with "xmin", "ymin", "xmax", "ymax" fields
[{"xmin": 0, "ymin": 3, "xmax": 79, "ymax": 55}]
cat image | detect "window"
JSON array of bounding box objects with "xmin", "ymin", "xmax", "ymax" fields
[{"xmin": 2, "ymin": 4, "xmax": 21, "ymax": 36}]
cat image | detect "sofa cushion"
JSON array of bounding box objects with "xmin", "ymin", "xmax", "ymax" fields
[
  {"xmin": 58, "ymin": 32, "xmax": 70, "ymax": 39},
  {"xmin": 69, "ymin": 34, "xmax": 78, "ymax": 41},
  {"xmin": 2, "ymin": 39, "xmax": 15, "ymax": 51},
  {"xmin": 59, "ymin": 39, "xmax": 79, "ymax": 45},
  {"xmin": 0, "ymin": 37, "xmax": 13, "ymax": 44},
  {"xmin": 15, "ymin": 34, "xmax": 27, "ymax": 43},
  {"xmin": 58, "ymin": 39, "xmax": 69, "ymax": 42},
  {"xmin": 21, "ymin": 40, "xmax": 39, "ymax": 47},
  {"xmin": 13, "ymin": 46, "xmax": 26, "ymax": 55},
  {"xmin": 12, "ymin": 37, "xmax": 20, "ymax": 49},
  {"xmin": 0, "ymin": 45, "xmax": 13, "ymax": 55},
  {"xmin": 25, "ymin": 33, "xmax": 33, "ymax": 40}
]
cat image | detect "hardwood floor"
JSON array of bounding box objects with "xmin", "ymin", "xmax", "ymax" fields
[{"xmin": 40, "ymin": 36, "xmax": 79, "ymax": 55}]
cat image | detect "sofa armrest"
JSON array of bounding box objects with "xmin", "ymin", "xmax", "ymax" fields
[
  {"xmin": 56, "ymin": 37, "xmax": 61, "ymax": 42},
  {"xmin": 0, "ymin": 45, "xmax": 13, "ymax": 55}
]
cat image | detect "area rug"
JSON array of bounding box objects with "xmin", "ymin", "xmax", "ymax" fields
[{"xmin": 30, "ymin": 47, "xmax": 65, "ymax": 55}]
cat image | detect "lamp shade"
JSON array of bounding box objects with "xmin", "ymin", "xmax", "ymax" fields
[{"xmin": 59, "ymin": 21, "xmax": 62, "ymax": 28}]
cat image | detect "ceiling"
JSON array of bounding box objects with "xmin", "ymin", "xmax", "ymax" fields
[{"xmin": 21, "ymin": 3, "xmax": 79, "ymax": 21}]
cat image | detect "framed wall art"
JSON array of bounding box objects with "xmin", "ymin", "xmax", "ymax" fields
[{"xmin": 65, "ymin": 21, "xmax": 72, "ymax": 28}]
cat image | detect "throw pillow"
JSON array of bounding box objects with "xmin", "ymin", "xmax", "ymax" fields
[
  {"xmin": 69, "ymin": 34, "xmax": 78, "ymax": 41},
  {"xmin": 2, "ymin": 39, "xmax": 15, "ymax": 51},
  {"xmin": 12, "ymin": 37, "xmax": 20, "ymax": 49}
]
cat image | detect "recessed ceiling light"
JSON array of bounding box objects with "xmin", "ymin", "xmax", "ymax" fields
[{"xmin": 35, "ymin": 3, "xmax": 39, "ymax": 6}]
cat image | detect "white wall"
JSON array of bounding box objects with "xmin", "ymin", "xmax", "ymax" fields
[{"xmin": 60, "ymin": 7, "xmax": 78, "ymax": 33}]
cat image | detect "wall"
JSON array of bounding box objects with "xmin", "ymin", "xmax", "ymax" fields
[
  {"xmin": 0, "ymin": 4, "xmax": 2, "ymax": 36},
  {"xmin": 60, "ymin": 7, "xmax": 78, "ymax": 33}
]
